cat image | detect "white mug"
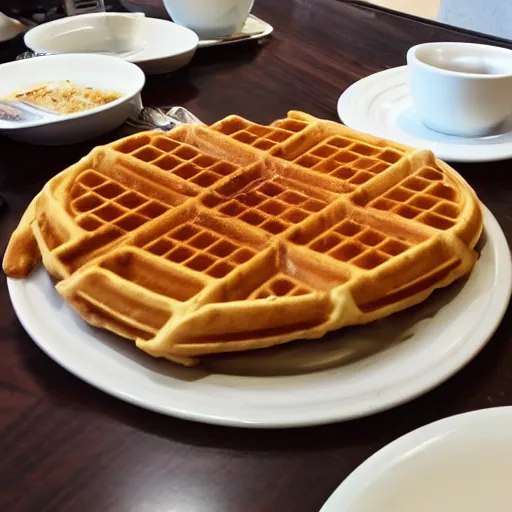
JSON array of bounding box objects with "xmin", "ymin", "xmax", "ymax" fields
[
  {"xmin": 163, "ymin": 0, "xmax": 254, "ymax": 39},
  {"xmin": 407, "ymin": 42, "xmax": 512, "ymax": 138}
]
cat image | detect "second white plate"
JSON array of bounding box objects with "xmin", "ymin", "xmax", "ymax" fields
[
  {"xmin": 7, "ymin": 206, "xmax": 511, "ymax": 428},
  {"xmin": 338, "ymin": 66, "xmax": 512, "ymax": 163},
  {"xmin": 321, "ymin": 407, "xmax": 512, "ymax": 511},
  {"xmin": 24, "ymin": 16, "xmax": 199, "ymax": 75}
]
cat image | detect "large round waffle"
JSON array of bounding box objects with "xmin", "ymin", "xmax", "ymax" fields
[{"xmin": 3, "ymin": 111, "xmax": 483, "ymax": 366}]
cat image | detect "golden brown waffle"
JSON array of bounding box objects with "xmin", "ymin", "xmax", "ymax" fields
[{"xmin": 3, "ymin": 111, "xmax": 483, "ymax": 366}]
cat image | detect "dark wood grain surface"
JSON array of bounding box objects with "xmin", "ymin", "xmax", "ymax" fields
[{"xmin": 1, "ymin": 1, "xmax": 512, "ymax": 511}]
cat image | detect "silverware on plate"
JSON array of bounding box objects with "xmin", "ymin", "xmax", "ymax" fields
[
  {"xmin": 0, "ymin": 100, "xmax": 59, "ymax": 122},
  {"xmin": 203, "ymin": 29, "xmax": 265, "ymax": 43},
  {"xmin": 16, "ymin": 47, "xmax": 144, "ymax": 60}
]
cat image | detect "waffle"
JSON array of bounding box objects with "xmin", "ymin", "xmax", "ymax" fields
[{"xmin": 3, "ymin": 111, "xmax": 483, "ymax": 366}]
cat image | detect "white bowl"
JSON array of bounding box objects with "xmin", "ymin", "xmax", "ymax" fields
[
  {"xmin": 24, "ymin": 12, "xmax": 145, "ymax": 54},
  {"xmin": 407, "ymin": 42, "xmax": 512, "ymax": 137},
  {"xmin": 321, "ymin": 407, "xmax": 512, "ymax": 512},
  {"xmin": 0, "ymin": 53, "xmax": 145, "ymax": 145},
  {"xmin": 24, "ymin": 13, "xmax": 199, "ymax": 75},
  {"xmin": 125, "ymin": 17, "xmax": 199, "ymax": 75}
]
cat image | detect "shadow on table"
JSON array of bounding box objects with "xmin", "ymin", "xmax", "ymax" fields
[
  {"xmin": 195, "ymin": 38, "xmax": 271, "ymax": 67},
  {"xmin": 139, "ymin": 39, "xmax": 269, "ymax": 109},
  {"xmin": 202, "ymin": 278, "xmax": 466, "ymax": 377}
]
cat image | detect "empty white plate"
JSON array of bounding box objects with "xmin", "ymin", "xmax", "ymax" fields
[
  {"xmin": 338, "ymin": 66, "xmax": 512, "ymax": 162},
  {"xmin": 24, "ymin": 14, "xmax": 199, "ymax": 75},
  {"xmin": 197, "ymin": 15, "xmax": 273, "ymax": 48},
  {"xmin": 321, "ymin": 407, "xmax": 512, "ymax": 511}
]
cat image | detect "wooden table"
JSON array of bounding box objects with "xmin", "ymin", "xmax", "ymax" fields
[{"xmin": 1, "ymin": 1, "xmax": 512, "ymax": 510}]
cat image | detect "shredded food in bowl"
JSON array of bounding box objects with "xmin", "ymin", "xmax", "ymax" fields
[{"xmin": 5, "ymin": 80, "xmax": 123, "ymax": 115}]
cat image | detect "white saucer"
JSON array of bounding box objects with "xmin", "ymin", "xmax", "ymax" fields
[
  {"xmin": 197, "ymin": 15, "xmax": 273, "ymax": 48},
  {"xmin": 338, "ymin": 66, "xmax": 512, "ymax": 163},
  {"xmin": 6, "ymin": 205, "xmax": 511, "ymax": 428},
  {"xmin": 321, "ymin": 407, "xmax": 512, "ymax": 511},
  {"xmin": 117, "ymin": 4, "xmax": 273, "ymax": 47}
]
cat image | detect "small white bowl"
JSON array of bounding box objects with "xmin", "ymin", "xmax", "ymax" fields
[
  {"xmin": 407, "ymin": 42, "xmax": 512, "ymax": 137},
  {"xmin": 0, "ymin": 53, "xmax": 145, "ymax": 145},
  {"xmin": 24, "ymin": 13, "xmax": 199, "ymax": 75},
  {"xmin": 24, "ymin": 12, "xmax": 145, "ymax": 54},
  {"xmin": 321, "ymin": 407, "xmax": 512, "ymax": 512}
]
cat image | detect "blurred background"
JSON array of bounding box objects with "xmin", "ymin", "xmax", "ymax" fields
[
  {"xmin": 1, "ymin": 0, "xmax": 511, "ymax": 41},
  {"xmin": 367, "ymin": 0, "xmax": 439, "ymax": 19},
  {"xmin": 366, "ymin": 0, "xmax": 511, "ymax": 40}
]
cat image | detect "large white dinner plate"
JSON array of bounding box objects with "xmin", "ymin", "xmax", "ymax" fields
[
  {"xmin": 338, "ymin": 66, "xmax": 512, "ymax": 163},
  {"xmin": 6, "ymin": 205, "xmax": 511, "ymax": 428},
  {"xmin": 320, "ymin": 407, "xmax": 512, "ymax": 511}
]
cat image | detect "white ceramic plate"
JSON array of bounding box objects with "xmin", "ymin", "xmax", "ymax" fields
[
  {"xmin": 197, "ymin": 15, "xmax": 273, "ymax": 48},
  {"xmin": 320, "ymin": 406, "xmax": 512, "ymax": 511},
  {"xmin": 0, "ymin": 53, "xmax": 145, "ymax": 145},
  {"xmin": 24, "ymin": 14, "xmax": 199, "ymax": 75},
  {"xmin": 6, "ymin": 206, "xmax": 510, "ymax": 428},
  {"xmin": 338, "ymin": 66, "xmax": 512, "ymax": 163}
]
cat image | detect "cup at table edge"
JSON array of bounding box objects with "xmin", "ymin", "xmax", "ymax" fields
[
  {"xmin": 162, "ymin": 0, "xmax": 254, "ymax": 39},
  {"xmin": 406, "ymin": 42, "xmax": 512, "ymax": 138}
]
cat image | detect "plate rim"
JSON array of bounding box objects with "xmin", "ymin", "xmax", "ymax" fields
[
  {"xmin": 125, "ymin": 18, "xmax": 199, "ymax": 65},
  {"xmin": 197, "ymin": 14, "xmax": 273, "ymax": 48},
  {"xmin": 319, "ymin": 405, "xmax": 512, "ymax": 510},
  {"xmin": 337, "ymin": 65, "xmax": 512, "ymax": 163},
  {"xmin": 6, "ymin": 206, "xmax": 511, "ymax": 428}
]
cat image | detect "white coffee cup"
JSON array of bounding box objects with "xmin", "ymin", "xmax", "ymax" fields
[
  {"xmin": 407, "ymin": 42, "xmax": 512, "ymax": 137},
  {"xmin": 163, "ymin": 0, "xmax": 254, "ymax": 39}
]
